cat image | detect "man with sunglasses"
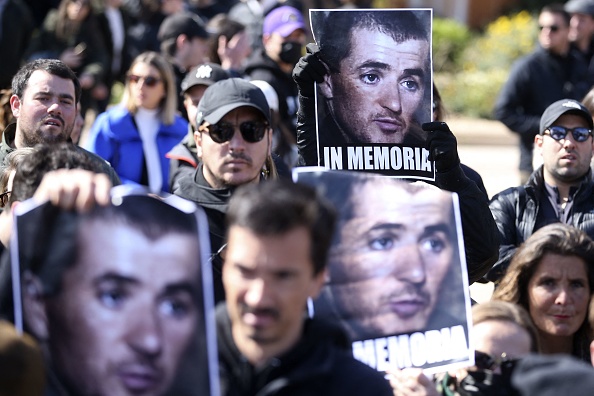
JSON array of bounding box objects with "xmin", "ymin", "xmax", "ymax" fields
[
  {"xmin": 173, "ymin": 77, "xmax": 273, "ymax": 303},
  {"xmin": 487, "ymin": 99, "xmax": 594, "ymax": 283},
  {"xmin": 494, "ymin": 4, "xmax": 590, "ymax": 184}
]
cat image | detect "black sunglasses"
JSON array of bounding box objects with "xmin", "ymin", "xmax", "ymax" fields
[
  {"xmin": 127, "ymin": 74, "xmax": 162, "ymax": 87},
  {"xmin": 544, "ymin": 126, "xmax": 593, "ymax": 142},
  {"xmin": 539, "ymin": 24, "xmax": 560, "ymax": 32},
  {"xmin": 203, "ymin": 121, "xmax": 268, "ymax": 144},
  {"xmin": 474, "ymin": 351, "xmax": 519, "ymax": 376}
]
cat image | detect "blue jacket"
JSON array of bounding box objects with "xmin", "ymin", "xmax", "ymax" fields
[{"xmin": 87, "ymin": 106, "xmax": 187, "ymax": 192}]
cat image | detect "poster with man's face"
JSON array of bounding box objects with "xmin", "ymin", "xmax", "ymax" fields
[
  {"xmin": 311, "ymin": 9, "xmax": 434, "ymax": 180},
  {"xmin": 11, "ymin": 186, "xmax": 219, "ymax": 396},
  {"xmin": 294, "ymin": 168, "xmax": 473, "ymax": 374}
]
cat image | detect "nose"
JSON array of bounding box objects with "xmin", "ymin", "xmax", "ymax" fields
[
  {"xmin": 128, "ymin": 310, "xmax": 163, "ymax": 358},
  {"xmin": 47, "ymin": 100, "xmax": 62, "ymax": 115},
  {"xmin": 391, "ymin": 242, "xmax": 426, "ymax": 285},
  {"xmin": 562, "ymin": 133, "xmax": 578, "ymax": 149},
  {"xmin": 380, "ymin": 83, "xmax": 403, "ymax": 114},
  {"xmin": 555, "ymin": 287, "xmax": 571, "ymax": 305},
  {"xmin": 244, "ymin": 278, "xmax": 270, "ymax": 307},
  {"xmin": 227, "ymin": 126, "xmax": 247, "ymax": 152}
]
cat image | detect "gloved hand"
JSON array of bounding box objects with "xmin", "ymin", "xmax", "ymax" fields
[
  {"xmin": 423, "ymin": 121, "xmax": 460, "ymax": 173},
  {"xmin": 292, "ymin": 43, "xmax": 328, "ymax": 97}
]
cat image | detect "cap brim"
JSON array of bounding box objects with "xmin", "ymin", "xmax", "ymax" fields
[{"xmin": 203, "ymin": 102, "xmax": 270, "ymax": 125}]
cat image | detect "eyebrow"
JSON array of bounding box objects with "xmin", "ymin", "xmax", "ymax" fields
[
  {"xmin": 93, "ymin": 272, "xmax": 140, "ymax": 287},
  {"xmin": 421, "ymin": 223, "xmax": 454, "ymax": 240},
  {"xmin": 34, "ymin": 90, "xmax": 75, "ymax": 101},
  {"xmin": 162, "ymin": 282, "xmax": 199, "ymax": 297}
]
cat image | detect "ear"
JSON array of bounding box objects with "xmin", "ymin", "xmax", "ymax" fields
[
  {"xmin": 9, "ymin": 94, "xmax": 21, "ymax": 118},
  {"xmin": 175, "ymin": 34, "xmax": 189, "ymax": 51},
  {"xmin": 22, "ymin": 271, "xmax": 49, "ymax": 341},
  {"xmin": 318, "ymin": 73, "xmax": 334, "ymax": 99},
  {"xmin": 590, "ymin": 340, "xmax": 594, "ymax": 367},
  {"xmin": 309, "ymin": 268, "xmax": 327, "ymax": 300},
  {"xmin": 534, "ymin": 134, "xmax": 544, "ymax": 156},
  {"xmin": 194, "ymin": 130, "xmax": 203, "ymax": 159}
]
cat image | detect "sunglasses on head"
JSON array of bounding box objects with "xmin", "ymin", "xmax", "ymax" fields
[
  {"xmin": 539, "ymin": 24, "xmax": 560, "ymax": 32},
  {"xmin": 127, "ymin": 74, "xmax": 162, "ymax": 87},
  {"xmin": 202, "ymin": 121, "xmax": 268, "ymax": 144},
  {"xmin": 543, "ymin": 125, "xmax": 593, "ymax": 142},
  {"xmin": 474, "ymin": 351, "xmax": 519, "ymax": 376}
]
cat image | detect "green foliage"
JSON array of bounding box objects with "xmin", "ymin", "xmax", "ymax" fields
[
  {"xmin": 436, "ymin": 11, "xmax": 538, "ymax": 119},
  {"xmin": 432, "ymin": 18, "xmax": 472, "ymax": 73},
  {"xmin": 435, "ymin": 70, "xmax": 508, "ymax": 119}
]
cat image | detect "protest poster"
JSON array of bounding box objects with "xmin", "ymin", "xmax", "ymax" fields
[
  {"xmin": 10, "ymin": 185, "xmax": 219, "ymax": 396},
  {"xmin": 309, "ymin": 8, "xmax": 434, "ymax": 180},
  {"xmin": 294, "ymin": 167, "xmax": 473, "ymax": 374}
]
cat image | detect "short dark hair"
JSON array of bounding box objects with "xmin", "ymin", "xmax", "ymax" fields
[
  {"xmin": 226, "ymin": 180, "xmax": 336, "ymax": 275},
  {"xmin": 24, "ymin": 194, "xmax": 199, "ymax": 297},
  {"xmin": 315, "ymin": 10, "xmax": 429, "ymax": 73},
  {"xmin": 10, "ymin": 143, "xmax": 101, "ymax": 205},
  {"xmin": 542, "ymin": 3, "xmax": 571, "ymax": 26},
  {"xmin": 11, "ymin": 59, "xmax": 81, "ymax": 104}
]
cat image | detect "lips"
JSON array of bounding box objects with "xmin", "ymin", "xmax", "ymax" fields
[
  {"xmin": 387, "ymin": 295, "xmax": 429, "ymax": 319},
  {"xmin": 43, "ymin": 117, "xmax": 63, "ymax": 127},
  {"xmin": 118, "ymin": 364, "xmax": 164, "ymax": 393},
  {"xmin": 373, "ymin": 117, "xmax": 404, "ymax": 134}
]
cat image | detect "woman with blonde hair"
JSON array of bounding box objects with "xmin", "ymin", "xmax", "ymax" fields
[
  {"xmin": 86, "ymin": 51, "xmax": 187, "ymax": 193},
  {"xmin": 492, "ymin": 223, "xmax": 594, "ymax": 362}
]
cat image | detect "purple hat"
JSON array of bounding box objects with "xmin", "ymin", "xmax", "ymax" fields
[{"xmin": 263, "ymin": 6, "xmax": 305, "ymax": 38}]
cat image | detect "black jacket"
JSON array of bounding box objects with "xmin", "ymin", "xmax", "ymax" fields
[
  {"xmin": 173, "ymin": 166, "xmax": 233, "ymax": 303},
  {"xmin": 216, "ymin": 303, "xmax": 393, "ymax": 396},
  {"xmin": 493, "ymin": 46, "xmax": 590, "ymax": 172},
  {"xmin": 296, "ymin": 93, "xmax": 498, "ymax": 283},
  {"xmin": 487, "ymin": 166, "xmax": 594, "ymax": 282}
]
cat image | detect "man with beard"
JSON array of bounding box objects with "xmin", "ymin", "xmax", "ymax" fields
[
  {"xmin": 487, "ymin": 99, "xmax": 594, "ymax": 283},
  {"xmin": 1, "ymin": 58, "xmax": 119, "ymax": 184}
]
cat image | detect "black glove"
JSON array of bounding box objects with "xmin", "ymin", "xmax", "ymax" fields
[
  {"xmin": 292, "ymin": 43, "xmax": 328, "ymax": 97},
  {"xmin": 423, "ymin": 121, "xmax": 460, "ymax": 173}
]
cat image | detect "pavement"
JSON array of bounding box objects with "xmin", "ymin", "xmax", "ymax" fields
[{"xmin": 445, "ymin": 116, "xmax": 520, "ymax": 302}]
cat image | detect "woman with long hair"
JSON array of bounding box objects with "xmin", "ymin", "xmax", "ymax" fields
[{"xmin": 86, "ymin": 51, "xmax": 187, "ymax": 193}]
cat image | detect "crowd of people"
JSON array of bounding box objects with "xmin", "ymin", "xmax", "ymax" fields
[{"xmin": 2, "ymin": 0, "xmax": 594, "ymax": 395}]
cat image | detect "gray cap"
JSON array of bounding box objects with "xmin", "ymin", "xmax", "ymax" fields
[
  {"xmin": 181, "ymin": 63, "xmax": 229, "ymax": 94},
  {"xmin": 539, "ymin": 99, "xmax": 594, "ymax": 134},
  {"xmin": 565, "ymin": 0, "xmax": 594, "ymax": 16},
  {"xmin": 196, "ymin": 78, "xmax": 271, "ymax": 126}
]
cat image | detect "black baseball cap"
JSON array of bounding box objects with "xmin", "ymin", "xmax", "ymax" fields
[
  {"xmin": 158, "ymin": 12, "xmax": 209, "ymax": 42},
  {"xmin": 539, "ymin": 99, "xmax": 594, "ymax": 134},
  {"xmin": 196, "ymin": 78, "xmax": 271, "ymax": 126},
  {"xmin": 181, "ymin": 63, "xmax": 229, "ymax": 94}
]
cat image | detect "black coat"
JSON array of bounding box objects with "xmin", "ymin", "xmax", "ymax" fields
[
  {"xmin": 216, "ymin": 303, "xmax": 393, "ymax": 396},
  {"xmin": 487, "ymin": 166, "xmax": 594, "ymax": 282}
]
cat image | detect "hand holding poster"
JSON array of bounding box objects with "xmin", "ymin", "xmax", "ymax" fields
[
  {"xmin": 309, "ymin": 9, "xmax": 434, "ymax": 179},
  {"xmin": 11, "ymin": 186, "xmax": 219, "ymax": 396},
  {"xmin": 294, "ymin": 168, "xmax": 473, "ymax": 374}
]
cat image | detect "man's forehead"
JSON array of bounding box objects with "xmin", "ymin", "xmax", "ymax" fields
[
  {"xmin": 25, "ymin": 70, "xmax": 75, "ymax": 95},
  {"xmin": 221, "ymin": 106, "xmax": 267, "ymax": 122}
]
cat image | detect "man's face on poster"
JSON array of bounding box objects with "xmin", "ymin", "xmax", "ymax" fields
[
  {"xmin": 28, "ymin": 220, "xmax": 201, "ymax": 395},
  {"xmin": 320, "ymin": 27, "xmax": 429, "ymax": 144},
  {"xmin": 326, "ymin": 180, "xmax": 454, "ymax": 340}
]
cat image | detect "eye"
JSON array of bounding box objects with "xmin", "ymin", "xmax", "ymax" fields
[
  {"xmin": 570, "ymin": 279, "xmax": 586, "ymax": 289},
  {"xmin": 369, "ymin": 236, "xmax": 394, "ymax": 250},
  {"xmin": 420, "ymin": 236, "xmax": 446, "ymax": 254},
  {"xmin": 538, "ymin": 277, "xmax": 556, "ymax": 287},
  {"xmin": 361, "ymin": 73, "xmax": 380, "ymax": 85},
  {"xmin": 159, "ymin": 297, "xmax": 194, "ymax": 319},
  {"xmin": 400, "ymin": 79, "xmax": 420, "ymax": 92},
  {"xmin": 97, "ymin": 287, "xmax": 127, "ymax": 309}
]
